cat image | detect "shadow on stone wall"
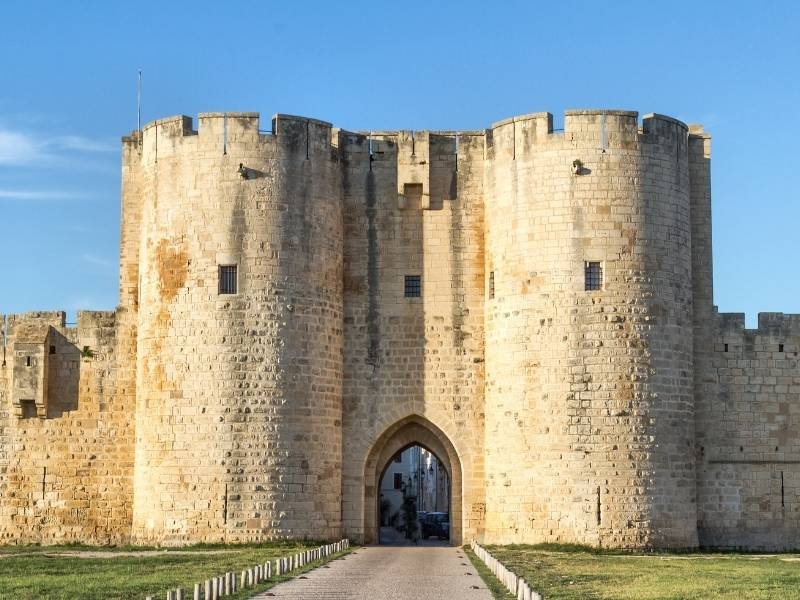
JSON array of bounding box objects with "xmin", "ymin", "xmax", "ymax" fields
[{"xmin": 46, "ymin": 329, "xmax": 80, "ymax": 418}]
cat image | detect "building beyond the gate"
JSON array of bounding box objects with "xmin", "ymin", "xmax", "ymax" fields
[
  {"xmin": 1, "ymin": 108, "xmax": 799, "ymax": 550},
  {"xmin": 379, "ymin": 446, "xmax": 450, "ymax": 527}
]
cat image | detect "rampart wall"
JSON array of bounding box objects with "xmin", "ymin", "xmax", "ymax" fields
[
  {"xmin": 697, "ymin": 312, "xmax": 800, "ymax": 549},
  {"xmin": 0, "ymin": 311, "xmax": 134, "ymax": 544}
]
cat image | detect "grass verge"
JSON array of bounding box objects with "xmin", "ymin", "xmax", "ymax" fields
[
  {"xmin": 463, "ymin": 545, "xmax": 515, "ymax": 600},
  {"xmin": 484, "ymin": 543, "xmax": 800, "ymax": 600},
  {"xmin": 0, "ymin": 541, "xmax": 354, "ymax": 600}
]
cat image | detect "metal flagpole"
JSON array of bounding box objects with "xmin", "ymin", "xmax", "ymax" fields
[{"xmin": 137, "ymin": 69, "xmax": 142, "ymax": 145}]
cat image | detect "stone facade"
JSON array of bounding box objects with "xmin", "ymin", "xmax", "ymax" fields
[
  {"xmin": 0, "ymin": 108, "xmax": 797, "ymax": 549},
  {"xmin": 697, "ymin": 312, "xmax": 800, "ymax": 549},
  {"xmin": 0, "ymin": 311, "xmax": 134, "ymax": 544}
]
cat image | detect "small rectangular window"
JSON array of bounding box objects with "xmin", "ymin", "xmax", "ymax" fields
[
  {"xmin": 404, "ymin": 275, "xmax": 421, "ymax": 298},
  {"xmin": 585, "ymin": 262, "xmax": 603, "ymax": 291},
  {"xmin": 393, "ymin": 473, "xmax": 403, "ymax": 489},
  {"xmin": 489, "ymin": 271, "xmax": 495, "ymax": 299},
  {"xmin": 25, "ymin": 356, "xmax": 31, "ymax": 367},
  {"xmin": 218, "ymin": 265, "xmax": 238, "ymax": 295},
  {"xmin": 724, "ymin": 343, "xmax": 729, "ymax": 353},
  {"xmin": 20, "ymin": 400, "xmax": 36, "ymax": 419},
  {"xmin": 49, "ymin": 345, "xmax": 56, "ymax": 355}
]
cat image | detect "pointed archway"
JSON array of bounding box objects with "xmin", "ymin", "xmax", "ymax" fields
[{"xmin": 363, "ymin": 415, "xmax": 463, "ymax": 545}]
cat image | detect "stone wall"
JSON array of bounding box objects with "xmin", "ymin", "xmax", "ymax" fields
[
  {"xmin": 697, "ymin": 312, "xmax": 800, "ymax": 549},
  {"xmin": 0, "ymin": 311, "xmax": 134, "ymax": 544}
]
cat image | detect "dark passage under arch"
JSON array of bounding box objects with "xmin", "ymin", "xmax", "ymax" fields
[{"xmin": 363, "ymin": 415, "xmax": 462, "ymax": 545}]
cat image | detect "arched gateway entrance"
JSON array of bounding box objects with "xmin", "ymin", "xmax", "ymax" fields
[{"xmin": 363, "ymin": 415, "xmax": 463, "ymax": 545}]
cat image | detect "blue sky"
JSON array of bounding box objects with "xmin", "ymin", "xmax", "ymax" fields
[{"xmin": 1, "ymin": 0, "xmax": 798, "ymax": 326}]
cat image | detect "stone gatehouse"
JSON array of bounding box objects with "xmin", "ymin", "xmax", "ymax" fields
[{"xmin": 1, "ymin": 108, "xmax": 798, "ymax": 549}]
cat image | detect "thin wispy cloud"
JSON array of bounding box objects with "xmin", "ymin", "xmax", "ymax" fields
[
  {"xmin": 57, "ymin": 223, "xmax": 92, "ymax": 233},
  {"xmin": 0, "ymin": 127, "xmax": 115, "ymax": 166},
  {"xmin": 0, "ymin": 130, "xmax": 40, "ymax": 164},
  {"xmin": 700, "ymin": 114, "xmax": 719, "ymax": 128},
  {"xmin": 80, "ymin": 253, "xmax": 116, "ymax": 268},
  {"xmin": 54, "ymin": 135, "xmax": 116, "ymax": 153},
  {"xmin": 64, "ymin": 295, "xmax": 116, "ymax": 312},
  {"xmin": 0, "ymin": 189, "xmax": 90, "ymax": 200}
]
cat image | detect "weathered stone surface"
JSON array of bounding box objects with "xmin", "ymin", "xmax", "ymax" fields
[
  {"xmin": 0, "ymin": 108, "xmax": 797, "ymax": 550},
  {"xmin": 0, "ymin": 310, "xmax": 134, "ymax": 544}
]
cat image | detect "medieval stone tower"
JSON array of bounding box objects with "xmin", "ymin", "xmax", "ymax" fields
[
  {"xmin": 1, "ymin": 108, "xmax": 798, "ymax": 550},
  {"xmin": 483, "ymin": 111, "xmax": 701, "ymax": 548},
  {"xmin": 124, "ymin": 114, "xmax": 344, "ymax": 543}
]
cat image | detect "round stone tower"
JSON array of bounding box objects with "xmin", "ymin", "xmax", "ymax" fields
[
  {"xmin": 130, "ymin": 113, "xmax": 343, "ymax": 544},
  {"xmin": 483, "ymin": 110, "xmax": 697, "ymax": 548}
]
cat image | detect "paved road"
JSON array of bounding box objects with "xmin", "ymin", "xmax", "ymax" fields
[
  {"xmin": 252, "ymin": 545, "xmax": 492, "ymax": 600},
  {"xmin": 379, "ymin": 525, "xmax": 449, "ymax": 546}
]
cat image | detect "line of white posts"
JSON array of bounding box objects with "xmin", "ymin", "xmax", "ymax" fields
[
  {"xmin": 146, "ymin": 538, "xmax": 350, "ymax": 600},
  {"xmin": 470, "ymin": 540, "xmax": 542, "ymax": 600}
]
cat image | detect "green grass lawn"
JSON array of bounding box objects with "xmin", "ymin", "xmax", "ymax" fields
[
  {"xmin": 480, "ymin": 544, "xmax": 800, "ymax": 600},
  {"xmin": 0, "ymin": 541, "xmax": 350, "ymax": 600}
]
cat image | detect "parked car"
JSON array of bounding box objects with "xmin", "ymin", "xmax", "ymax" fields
[
  {"xmin": 417, "ymin": 510, "xmax": 428, "ymax": 524},
  {"xmin": 420, "ymin": 512, "xmax": 449, "ymax": 540}
]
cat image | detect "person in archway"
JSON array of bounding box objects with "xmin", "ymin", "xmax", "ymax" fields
[{"xmin": 400, "ymin": 495, "xmax": 419, "ymax": 543}]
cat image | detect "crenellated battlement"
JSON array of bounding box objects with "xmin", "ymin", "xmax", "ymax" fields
[
  {"xmin": 123, "ymin": 108, "xmax": 704, "ymax": 170},
  {"xmin": 336, "ymin": 109, "xmax": 696, "ymax": 162},
  {"xmin": 5, "ymin": 311, "xmax": 66, "ymax": 334},
  {"xmin": 3, "ymin": 310, "xmax": 116, "ymax": 341},
  {"xmin": 716, "ymin": 310, "xmax": 800, "ymax": 337},
  {"xmin": 486, "ymin": 108, "xmax": 695, "ymax": 160},
  {"xmin": 563, "ymin": 109, "xmax": 640, "ymax": 145},
  {"xmin": 126, "ymin": 112, "xmax": 340, "ymax": 164}
]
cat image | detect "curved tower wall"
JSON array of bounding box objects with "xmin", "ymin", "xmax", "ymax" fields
[
  {"xmin": 484, "ymin": 110, "xmax": 697, "ymax": 548},
  {"xmin": 131, "ymin": 113, "xmax": 343, "ymax": 544}
]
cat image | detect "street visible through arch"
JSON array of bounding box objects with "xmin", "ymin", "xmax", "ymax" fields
[{"xmin": 377, "ymin": 444, "xmax": 451, "ymax": 547}]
